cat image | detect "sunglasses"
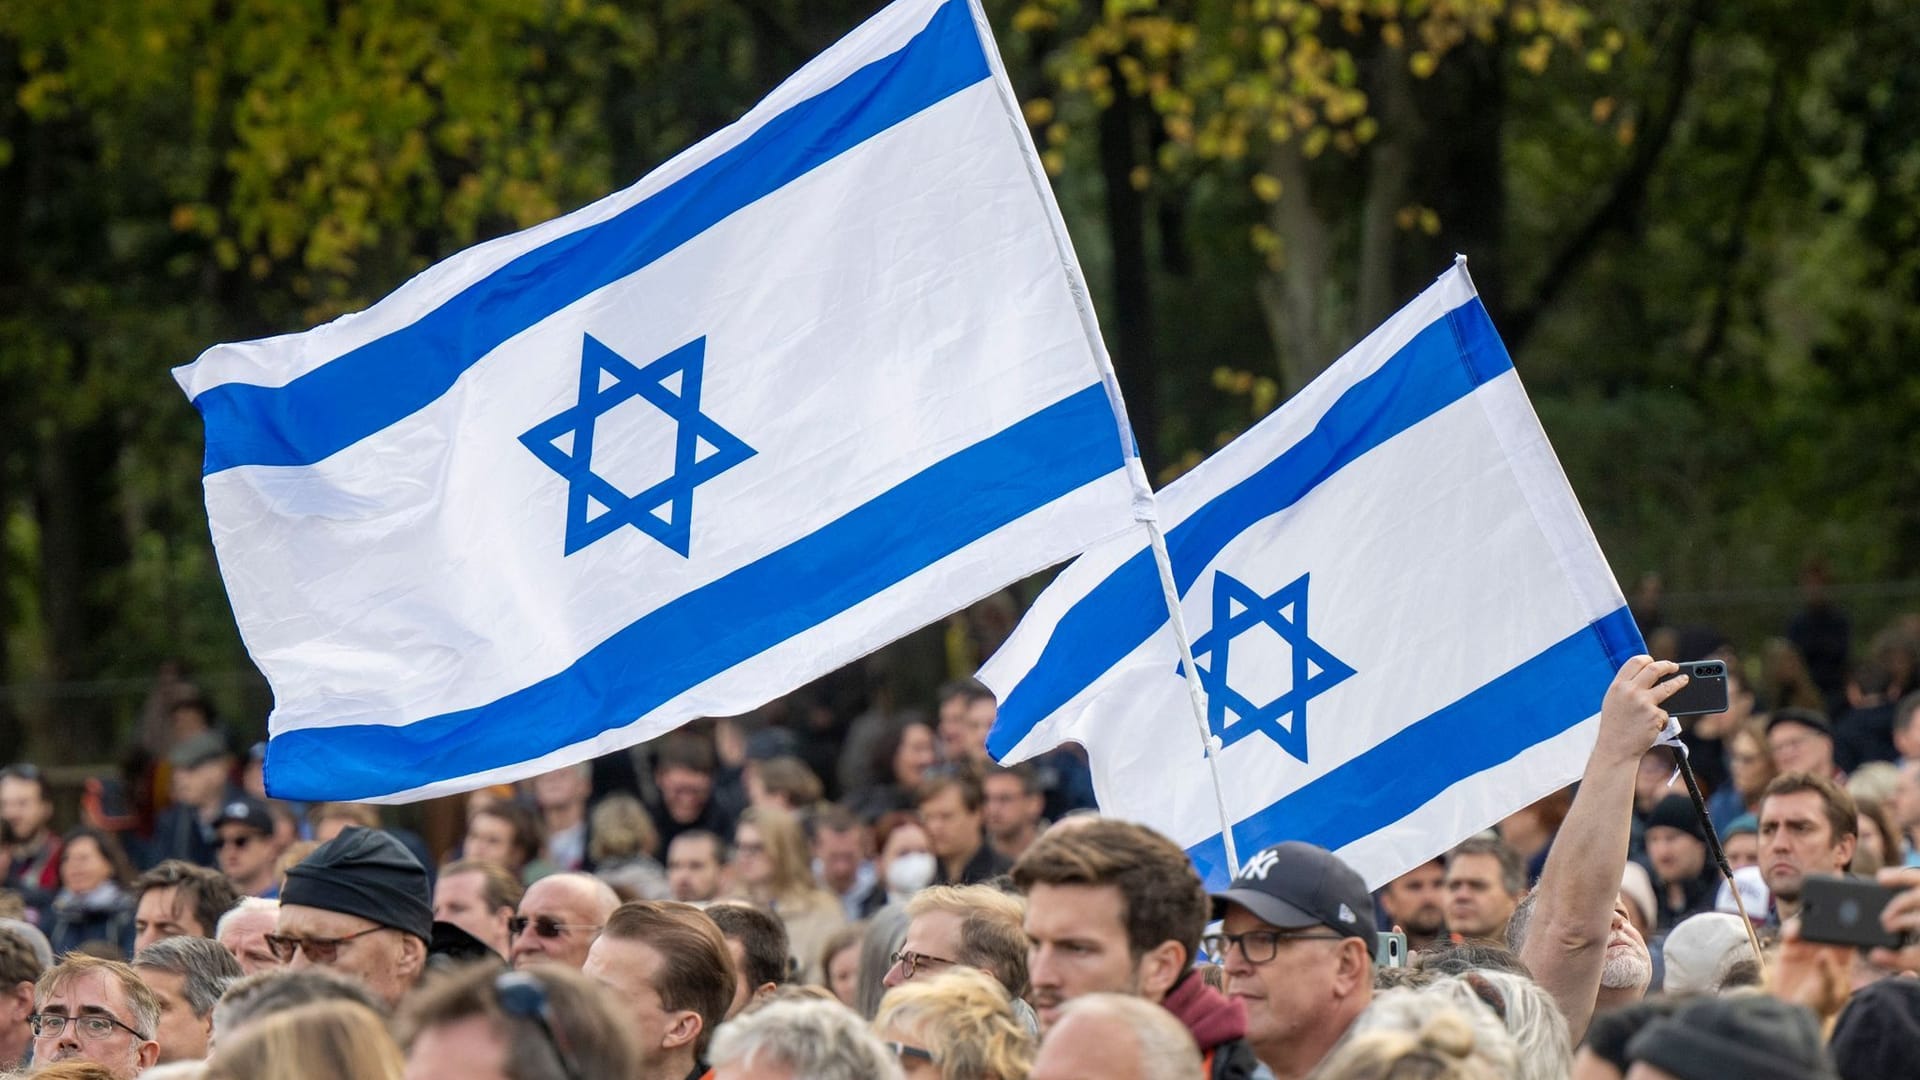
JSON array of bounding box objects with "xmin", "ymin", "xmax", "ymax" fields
[
  {"xmin": 496, "ymin": 971, "xmax": 582, "ymax": 1080},
  {"xmin": 507, "ymin": 915, "xmax": 603, "ymax": 940},
  {"xmin": 263, "ymin": 925, "xmax": 385, "ymax": 964},
  {"xmin": 217, "ymin": 833, "xmax": 260, "ymax": 850}
]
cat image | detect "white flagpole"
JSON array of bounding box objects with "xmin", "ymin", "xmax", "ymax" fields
[{"xmin": 965, "ymin": 0, "xmax": 1240, "ymax": 878}]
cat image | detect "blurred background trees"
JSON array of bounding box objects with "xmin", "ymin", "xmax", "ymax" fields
[{"xmin": 2, "ymin": 0, "xmax": 1915, "ymax": 761}]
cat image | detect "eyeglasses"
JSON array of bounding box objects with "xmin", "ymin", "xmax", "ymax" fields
[
  {"xmin": 508, "ymin": 915, "xmax": 604, "ymax": 940},
  {"xmin": 263, "ymin": 924, "xmax": 386, "ymax": 964},
  {"xmin": 30, "ymin": 1013, "xmax": 147, "ymax": 1042},
  {"xmin": 734, "ymin": 841, "xmax": 767, "ymax": 856},
  {"xmin": 217, "ymin": 833, "xmax": 258, "ymax": 850},
  {"xmin": 495, "ymin": 971, "xmax": 582, "ymax": 1080},
  {"xmin": 887, "ymin": 949, "xmax": 957, "ymax": 979},
  {"xmin": 1201, "ymin": 929, "xmax": 1346, "ymax": 965},
  {"xmin": 886, "ymin": 1041, "xmax": 938, "ymax": 1064}
]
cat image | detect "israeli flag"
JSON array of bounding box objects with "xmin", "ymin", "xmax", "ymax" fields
[
  {"xmin": 980, "ymin": 260, "xmax": 1644, "ymax": 889},
  {"xmin": 175, "ymin": 0, "xmax": 1143, "ymax": 802}
]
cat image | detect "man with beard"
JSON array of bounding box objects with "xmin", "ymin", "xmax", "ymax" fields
[
  {"xmin": 0, "ymin": 765, "xmax": 61, "ymax": 920},
  {"xmin": 1376, "ymin": 858, "xmax": 1446, "ymax": 953},
  {"xmin": 1518, "ymin": 655, "xmax": 1678, "ymax": 1042}
]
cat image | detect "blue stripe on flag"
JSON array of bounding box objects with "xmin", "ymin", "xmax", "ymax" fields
[
  {"xmin": 1184, "ymin": 606, "xmax": 1641, "ymax": 889},
  {"xmin": 265, "ymin": 384, "xmax": 1126, "ymax": 800},
  {"xmin": 194, "ymin": 0, "xmax": 989, "ymax": 475},
  {"xmin": 987, "ymin": 298, "xmax": 1512, "ymax": 758}
]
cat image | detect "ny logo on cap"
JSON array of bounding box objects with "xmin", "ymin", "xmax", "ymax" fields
[
  {"xmin": 226, "ymin": 802, "xmax": 248, "ymax": 818},
  {"xmin": 1239, "ymin": 848, "xmax": 1281, "ymax": 883}
]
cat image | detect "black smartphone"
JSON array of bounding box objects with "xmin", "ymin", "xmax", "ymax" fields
[
  {"xmin": 1657, "ymin": 659, "xmax": 1730, "ymax": 717},
  {"xmin": 1799, "ymin": 874, "xmax": 1904, "ymax": 950}
]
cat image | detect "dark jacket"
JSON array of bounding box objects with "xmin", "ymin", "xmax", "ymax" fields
[
  {"xmin": 1161, "ymin": 970, "xmax": 1260, "ymax": 1080},
  {"xmin": 933, "ymin": 841, "xmax": 1011, "ymax": 887},
  {"xmin": 1654, "ymin": 862, "xmax": 1722, "ymax": 932},
  {"xmin": 46, "ymin": 883, "xmax": 136, "ymax": 958}
]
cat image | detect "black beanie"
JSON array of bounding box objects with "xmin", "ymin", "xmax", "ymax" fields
[
  {"xmin": 1627, "ymin": 997, "xmax": 1836, "ymax": 1080},
  {"xmin": 280, "ymin": 826, "xmax": 434, "ymax": 942},
  {"xmin": 1647, "ymin": 794, "xmax": 1708, "ymax": 843},
  {"xmin": 1831, "ymin": 977, "xmax": 1920, "ymax": 1080}
]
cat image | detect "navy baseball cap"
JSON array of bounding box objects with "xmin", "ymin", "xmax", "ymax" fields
[
  {"xmin": 213, "ymin": 796, "xmax": 275, "ymax": 835},
  {"xmin": 1209, "ymin": 840, "xmax": 1377, "ymax": 941}
]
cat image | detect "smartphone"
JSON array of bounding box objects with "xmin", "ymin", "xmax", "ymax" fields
[
  {"xmin": 1799, "ymin": 874, "xmax": 1904, "ymax": 950},
  {"xmin": 1374, "ymin": 930, "xmax": 1408, "ymax": 968},
  {"xmin": 1657, "ymin": 659, "xmax": 1730, "ymax": 717}
]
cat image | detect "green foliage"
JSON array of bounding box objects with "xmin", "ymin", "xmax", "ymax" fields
[{"xmin": 1, "ymin": 0, "xmax": 1916, "ymax": 757}]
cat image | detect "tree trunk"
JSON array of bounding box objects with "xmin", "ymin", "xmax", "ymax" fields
[{"xmin": 1098, "ymin": 59, "xmax": 1160, "ymax": 470}]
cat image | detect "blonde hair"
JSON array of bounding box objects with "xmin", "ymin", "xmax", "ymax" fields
[
  {"xmin": 739, "ymin": 806, "xmax": 831, "ymax": 908},
  {"xmin": 1423, "ymin": 973, "xmax": 1570, "ymax": 1080},
  {"xmin": 902, "ymin": 885, "xmax": 1029, "ymax": 996},
  {"xmin": 872, "ymin": 967, "xmax": 1034, "ymax": 1080},
  {"xmin": 203, "ymin": 1000, "xmax": 403, "ymax": 1080},
  {"xmin": 1321, "ymin": 990, "xmax": 1517, "ymax": 1080},
  {"xmin": 589, "ymin": 793, "xmax": 661, "ymax": 862}
]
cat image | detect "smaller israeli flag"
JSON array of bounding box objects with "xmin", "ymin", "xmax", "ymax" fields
[{"xmin": 980, "ymin": 260, "xmax": 1645, "ymax": 889}]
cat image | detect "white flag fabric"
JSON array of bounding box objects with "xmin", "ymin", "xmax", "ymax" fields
[
  {"xmin": 175, "ymin": 0, "xmax": 1143, "ymax": 802},
  {"xmin": 980, "ymin": 261, "xmax": 1645, "ymax": 890}
]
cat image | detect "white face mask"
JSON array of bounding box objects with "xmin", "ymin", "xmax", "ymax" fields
[{"xmin": 886, "ymin": 851, "xmax": 937, "ymax": 895}]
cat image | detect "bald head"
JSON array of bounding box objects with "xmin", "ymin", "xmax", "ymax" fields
[
  {"xmin": 507, "ymin": 873, "xmax": 619, "ymax": 971},
  {"xmin": 1030, "ymin": 993, "xmax": 1200, "ymax": 1080}
]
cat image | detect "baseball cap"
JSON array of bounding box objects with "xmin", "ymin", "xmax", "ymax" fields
[
  {"xmin": 1209, "ymin": 840, "xmax": 1377, "ymax": 940},
  {"xmin": 214, "ymin": 795, "xmax": 275, "ymax": 835}
]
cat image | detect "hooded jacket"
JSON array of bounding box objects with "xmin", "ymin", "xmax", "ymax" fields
[{"xmin": 1161, "ymin": 970, "xmax": 1261, "ymax": 1080}]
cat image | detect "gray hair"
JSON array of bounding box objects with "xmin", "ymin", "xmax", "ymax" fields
[
  {"xmin": 709, "ymin": 997, "xmax": 904, "ymax": 1080},
  {"xmin": 214, "ymin": 896, "xmax": 279, "ymax": 939},
  {"xmin": 212, "ymin": 967, "xmax": 386, "ymax": 1044},
  {"xmin": 1504, "ymin": 891, "xmax": 1538, "ymax": 953},
  {"xmin": 1049, "ymin": 993, "xmax": 1200, "ymax": 1080},
  {"xmin": 1346, "ymin": 987, "xmax": 1520, "ymax": 1075},
  {"xmin": 134, "ymin": 936, "xmax": 243, "ymax": 1019},
  {"xmin": 855, "ymin": 904, "xmax": 910, "ymax": 1020},
  {"xmin": 1424, "ymin": 972, "xmax": 1570, "ymax": 1080}
]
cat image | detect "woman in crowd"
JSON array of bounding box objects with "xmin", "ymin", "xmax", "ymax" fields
[
  {"xmin": 846, "ymin": 718, "xmax": 939, "ymax": 822},
  {"xmin": 732, "ymin": 805, "xmax": 846, "ymax": 984},
  {"xmin": 1707, "ymin": 718, "xmax": 1775, "ymax": 825},
  {"xmin": 1853, "ymin": 796, "xmax": 1903, "ymax": 877},
  {"xmin": 857, "ymin": 811, "xmax": 936, "ymax": 917},
  {"xmin": 45, "ymin": 826, "xmax": 137, "ymax": 957},
  {"xmin": 872, "ymin": 966, "xmax": 1034, "ymax": 1080},
  {"xmin": 462, "ymin": 798, "xmax": 550, "ymax": 884},
  {"xmin": 820, "ymin": 922, "xmax": 867, "ymax": 1009},
  {"xmin": 203, "ymin": 999, "xmax": 403, "ymax": 1080},
  {"xmin": 588, "ymin": 793, "xmax": 669, "ymax": 900}
]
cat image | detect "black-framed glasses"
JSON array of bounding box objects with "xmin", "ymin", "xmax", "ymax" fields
[
  {"xmin": 887, "ymin": 949, "xmax": 957, "ymax": 979},
  {"xmin": 508, "ymin": 915, "xmax": 602, "ymax": 940},
  {"xmin": 30, "ymin": 1012, "xmax": 147, "ymax": 1042},
  {"xmin": 1201, "ymin": 929, "xmax": 1345, "ymax": 965},
  {"xmin": 886, "ymin": 1041, "xmax": 938, "ymax": 1064},
  {"xmin": 263, "ymin": 924, "xmax": 386, "ymax": 964},
  {"xmin": 217, "ymin": 833, "xmax": 258, "ymax": 850},
  {"xmin": 496, "ymin": 971, "xmax": 582, "ymax": 1080}
]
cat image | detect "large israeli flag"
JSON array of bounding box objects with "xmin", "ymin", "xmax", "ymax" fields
[
  {"xmin": 980, "ymin": 261, "xmax": 1644, "ymax": 890},
  {"xmin": 175, "ymin": 0, "xmax": 1144, "ymax": 802}
]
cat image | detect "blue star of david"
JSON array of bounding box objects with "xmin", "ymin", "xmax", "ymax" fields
[
  {"xmin": 1179, "ymin": 571, "xmax": 1356, "ymax": 763},
  {"xmin": 519, "ymin": 334, "xmax": 755, "ymax": 557}
]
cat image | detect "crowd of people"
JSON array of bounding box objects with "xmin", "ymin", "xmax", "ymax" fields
[{"xmin": 2, "ymin": 602, "xmax": 1920, "ymax": 1078}]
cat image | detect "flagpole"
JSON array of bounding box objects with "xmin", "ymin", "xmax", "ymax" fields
[
  {"xmin": 1144, "ymin": 520, "xmax": 1242, "ymax": 878},
  {"xmin": 962, "ymin": 0, "xmax": 1241, "ymax": 878}
]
